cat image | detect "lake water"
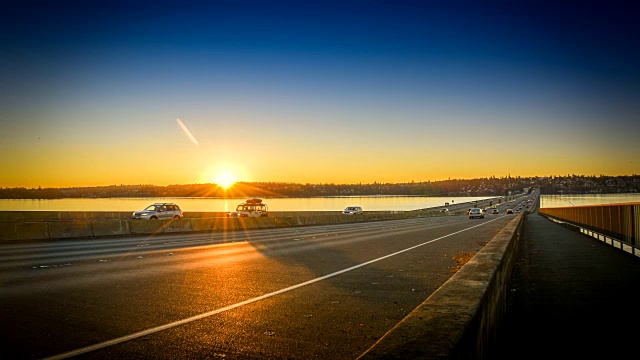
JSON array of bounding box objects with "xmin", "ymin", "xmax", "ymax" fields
[
  {"xmin": 1, "ymin": 193, "xmax": 637, "ymax": 212},
  {"xmin": 540, "ymin": 193, "xmax": 640, "ymax": 208},
  {"xmin": 0, "ymin": 196, "xmax": 494, "ymax": 212}
]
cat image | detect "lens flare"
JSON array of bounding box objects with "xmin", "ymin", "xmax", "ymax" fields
[{"xmin": 176, "ymin": 118, "xmax": 199, "ymax": 146}]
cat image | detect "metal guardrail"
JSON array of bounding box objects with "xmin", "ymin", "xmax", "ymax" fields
[{"xmin": 539, "ymin": 202, "xmax": 640, "ymax": 253}]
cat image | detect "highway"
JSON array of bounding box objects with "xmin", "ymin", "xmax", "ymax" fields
[{"xmin": 1, "ymin": 201, "xmax": 530, "ymax": 360}]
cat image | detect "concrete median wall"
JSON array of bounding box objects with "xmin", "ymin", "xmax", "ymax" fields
[
  {"xmin": 48, "ymin": 221, "xmax": 93, "ymax": 239},
  {"xmin": 130, "ymin": 219, "xmax": 164, "ymax": 235},
  {"xmin": 0, "ymin": 210, "xmax": 356, "ymax": 222},
  {"xmin": 0, "ymin": 211, "xmax": 135, "ymax": 222},
  {"xmin": 92, "ymin": 220, "xmax": 131, "ymax": 237},
  {"xmin": 358, "ymin": 213, "xmax": 526, "ymax": 360},
  {"xmin": 190, "ymin": 218, "xmax": 216, "ymax": 232},
  {"xmin": 0, "ymin": 222, "xmax": 50, "ymax": 241},
  {"xmin": 0, "ymin": 211, "xmax": 431, "ymax": 241},
  {"xmin": 0, "ymin": 210, "xmax": 423, "ymax": 223},
  {"xmin": 162, "ymin": 218, "xmax": 193, "ymax": 233}
]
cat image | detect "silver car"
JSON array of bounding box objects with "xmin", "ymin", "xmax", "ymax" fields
[
  {"xmin": 343, "ymin": 206, "xmax": 363, "ymax": 215},
  {"xmin": 468, "ymin": 208, "xmax": 484, "ymax": 219},
  {"xmin": 132, "ymin": 203, "xmax": 183, "ymax": 220}
]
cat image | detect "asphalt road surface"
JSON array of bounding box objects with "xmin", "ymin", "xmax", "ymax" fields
[{"xmin": 1, "ymin": 210, "xmax": 523, "ymax": 360}]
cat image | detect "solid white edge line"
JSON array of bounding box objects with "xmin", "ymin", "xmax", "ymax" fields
[{"xmin": 42, "ymin": 216, "xmax": 503, "ymax": 360}]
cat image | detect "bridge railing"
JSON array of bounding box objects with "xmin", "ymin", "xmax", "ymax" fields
[{"xmin": 539, "ymin": 202, "xmax": 640, "ymax": 254}]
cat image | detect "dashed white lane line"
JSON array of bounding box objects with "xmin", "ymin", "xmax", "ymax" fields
[{"xmin": 42, "ymin": 217, "xmax": 503, "ymax": 360}]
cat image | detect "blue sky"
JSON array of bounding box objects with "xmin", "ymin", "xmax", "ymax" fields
[{"xmin": 2, "ymin": 1, "xmax": 639, "ymax": 187}]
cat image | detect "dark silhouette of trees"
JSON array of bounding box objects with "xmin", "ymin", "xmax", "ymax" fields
[{"xmin": 1, "ymin": 175, "xmax": 638, "ymax": 199}]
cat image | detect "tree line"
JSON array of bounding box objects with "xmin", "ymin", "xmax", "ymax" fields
[{"xmin": 1, "ymin": 175, "xmax": 638, "ymax": 199}]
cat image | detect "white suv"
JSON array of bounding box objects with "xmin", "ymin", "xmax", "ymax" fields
[
  {"xmin": 132, "ymin": 203, "xmax": 183, "ymax": 220},
  {"xmin": 228, "ymin": 199, "xmax": 268, "ymax": 217}
]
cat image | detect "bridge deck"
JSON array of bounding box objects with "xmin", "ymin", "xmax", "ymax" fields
[{"xmin": 493, "ymin": 212, "xmax": 640, "ymax": 359}]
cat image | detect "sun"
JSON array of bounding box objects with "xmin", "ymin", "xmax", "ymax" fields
[
  {"xmin": 203, "ymin": 162, "xmax": 247, "ymax": 189},
  {"xmin": 213, "ymin": 171, "xmax": 237, "ymax": 189}
]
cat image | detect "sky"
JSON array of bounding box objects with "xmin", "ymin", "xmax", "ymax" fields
[{"xmin": 2, "ymin": 0, "xmax": 639, "ymax": 188}]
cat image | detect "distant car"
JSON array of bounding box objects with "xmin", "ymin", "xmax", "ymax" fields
[
  {"xmin": 492, "ymin": 208, "xmax": 499, "ymax": 214},
  {"xmin": 343, "ymin": 206, "xmax": 363, "ymax": 215},
  {"xmin": 440, "ymin": 208, "xmax": 449, "ymax": 213},
  {"xmin": 506, "ymin": 209, "xmax": 514, "ymax": 214},
  {"xmin": 132, "ymin": 203, "xmax": 183, "ymax": 220},
  {"xmin": 468, "ymin": 208, "xmax": 484, "ymax": 219},
  {"xmin": 515, "ymin": 209, "xmax": 521, "ymax": 213}
]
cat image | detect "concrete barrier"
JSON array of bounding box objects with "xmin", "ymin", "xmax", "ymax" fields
[
  {"xmin": 229, "ymin": 217, "xmax": 281, "ymax": 231},
  {"xmin": 0, "ymin": 212, "xmax": 27, "ymax": 222},
  {"xmin": 271, "ymin": 211, "xmax": 343, "ymax": 217},
  {"xmin": 0, "ymin": 222, "xmax": 50, "ymax": 241},
  {"xmin": 61, "ymin": 211, "xmax": 131, "ymax": 221},
  {"xmin": 162, "ymin": 218, "xmax": 193, "ymax": 233},
  {"xmin": 92, "ymin": 220, "xmax": 131, "ymax": 237},
  {"xmin": 48, "ymin": 221, "xmax": 93, "ymax": 239},
  {"xmin": 358, "ymin": 213, "xmax": 525, "ymax": 360},
  {"xmin": 238, "ymin": 217, "xmax": 278, "ymax": 230},
  {"xmin": 272, "ymin": 216, "xmax": 298, "ymax": 227},
  {"xmin": 215, "ymin": 217, "xmax": 242, "ymax": 232},
  {"xmin": 0, "ymin": 222, "xmax": 19, "ymax": 241},
  {"xmin": 0, "ymin": 211, "xmax": 135, "ymax": 222},
  {"xmin": 130, "ymin": 219, "xmax": 164, "ymax": 235},
  {"xmin": 0, "ymin": 210, "xmax": 416, "ymax": 223},
  {"xmin": 1, "ymin": 210, "xmax": 431, "ymax": 241},
  {"xmin": 184, "ymin": 212, "xmax": 228, "ymax": 218},
  {"xmin": 190, "ymin": 218, "xmax": 217, "ymax": 232},
  {"xmin": 17, "ymin": 222, "xmax": 51, "ymax": 240}
]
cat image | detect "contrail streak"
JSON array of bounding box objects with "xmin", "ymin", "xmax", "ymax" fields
[{"xmin": 176, "ymin": 118, "xmax": 199, "ymax": 146}]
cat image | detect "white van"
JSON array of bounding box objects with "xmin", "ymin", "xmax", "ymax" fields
[{"xmin": 228, "ymin": 199, "xmax": 268, "ymax": 217}]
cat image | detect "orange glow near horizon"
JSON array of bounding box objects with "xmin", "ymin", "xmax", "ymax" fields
[{"xmin": 1, "ymin": 133, "xmax": 638, "ymax": 189}]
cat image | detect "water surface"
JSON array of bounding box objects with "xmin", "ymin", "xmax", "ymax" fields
[
  {"xmin": 0, "ymin": 196, "xmax": 494, "ymax": 212},
  {"xmin": 540, "ymin": 193, "xmax": 640, "ymax": 208}
]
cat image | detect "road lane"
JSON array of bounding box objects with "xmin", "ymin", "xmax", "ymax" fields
[{"xmin": 1, "ymin": 214, "xmax": 516, "ymax": 359}]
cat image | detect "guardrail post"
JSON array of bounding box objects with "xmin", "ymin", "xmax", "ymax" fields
[{"xmin": 631, "ymin": 205, "xmax": 636, "ymax": 247}]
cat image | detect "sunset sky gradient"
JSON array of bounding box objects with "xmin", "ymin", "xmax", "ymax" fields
[{"xmin": 2, "ymin": 1, "xmax": 639, "ymax": 188}]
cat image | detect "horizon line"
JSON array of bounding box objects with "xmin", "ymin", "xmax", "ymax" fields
[{"xmin": 3, "ymin": 173, "xmax": 639, "ymax": 190}]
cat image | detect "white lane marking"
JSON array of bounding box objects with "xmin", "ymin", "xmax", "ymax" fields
[{"xmin": 42, "ymin": 217, "xmax": 503, "ymax": 360}]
